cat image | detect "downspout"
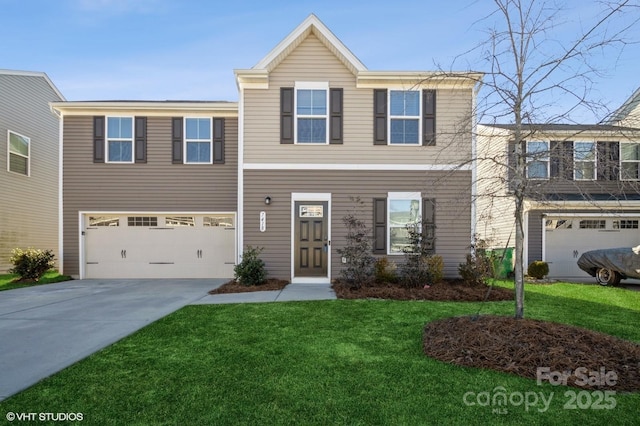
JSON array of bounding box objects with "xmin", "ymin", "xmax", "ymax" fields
[{"xmin": 50, "ymin": 104, "xmax": 64, "ymax": 274}]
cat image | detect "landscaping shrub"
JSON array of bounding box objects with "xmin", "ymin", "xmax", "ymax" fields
[
  {"xmin": 399, "ymin": 222, "xmax": 442, "ymax": 287},
  {"xmin": 9, "ymin": 248, "xmax": 55, "ymax": 282},
  {"xmin": 527, "ymin": 260, "xmax": 549, "ymax": 279},
  {"xmin": 458, "ymin": 252, "xmax": 493, "ymax": 287},
  {"xmin": 337, "ymin": 197, "xmax": 375, "ymax": 289},
  {"xmin": 374, "ymin": 257, "xmax": 398, "ymax": 284},
  {"xmin": 234, "ymin": 246, "xmax": 267, "ymax": 286}
]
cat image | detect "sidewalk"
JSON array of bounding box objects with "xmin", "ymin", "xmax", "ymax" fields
[{"xmin": 191, "ymin": 283, "xmax": 337, "ymax": 305}]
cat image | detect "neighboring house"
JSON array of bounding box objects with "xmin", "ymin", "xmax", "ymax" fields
[
  {"xmin": 477, "ymin": 117, "xmax": 640, "ymax": 279},
  {"xmin": 0, "ymin": 70, "xmax": 65, "ymax": 272},
  {"xmin": 606, "ymin": 87, "xmax": 640, "ymax": 129},
  {"xmin": 53, "ymin": 15, "xmax": 482, "ymax": 280}
]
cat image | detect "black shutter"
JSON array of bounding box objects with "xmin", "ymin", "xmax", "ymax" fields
[
  {"xmin": 213, "ymin": 117, "xmax": 225, "ymax": 164},
  {"xmin": 422, "ymin": 198, "xmax": 436, "ymax": 252},
  {"xmin": 172, "ymin": 117, "xmax": 183, "ymax": 164},
  {"xmin": 550, "ymin": 141, "xmax": 573, "ymax": 179},
  {"xmin": 597, "ymin": 141, "xmax": 619, "ymax": 180},
  {"xmin": 330, "ymin": 88, "xmax": 343, "ymax": 144},
  {"xmin": 423, "ymin": 90, "xmax": 436, "ymax": 146},
  {"xmin": 373, "ymin": 89, "xmax": 387, "ymax": 145},
  {"xmin": 281, "ymin": 87, "xmax": 294, "ymax": 144},
  {"xmin": 373, "ymin": 198, "xmax": 387, "ymax": 254},
  {"xmin": 134, "ymin": 117, "xmax": 147, "ymax": 163},
  {"xmin": 93, "ymin": 116, "xmax": 105, "ymax": 163}
]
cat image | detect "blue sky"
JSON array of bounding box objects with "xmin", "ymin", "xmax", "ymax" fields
[{"xmin": 2, "ymin": 0, "xmax": 639, "ymax": 122}]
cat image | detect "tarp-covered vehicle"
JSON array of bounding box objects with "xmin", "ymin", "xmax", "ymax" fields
[{"xmin": 577, "ymin": 246, "xmax": 640, "ymax": 285}]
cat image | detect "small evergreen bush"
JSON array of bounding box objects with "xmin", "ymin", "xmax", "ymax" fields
[
  {"xmin": 527, "ymin": 261, "xmax": 549, "ymax": 279},
  {"xmin": 374, "ymin": 257, "xmax": 398, "ymax": 284},
  {"xmin": 9, "ymin": 248, "xmax": 55, "ymax": 282},
  {"xmin": 400, "ymin": 222, "xmax": 441, "ymax": 287},
  {"xmin": 234, "ymin": 246, "xmax": 267, "ymax": 286}
]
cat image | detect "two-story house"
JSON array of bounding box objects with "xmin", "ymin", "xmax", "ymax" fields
[
  {"xmin": 1, "ymin": 70, "xmax": 65, "ymax": 272},
  {"xmin": 477, "ymin": 111, "xmax": 640, "ymax": 279},
  {"xmin": 53, "ymin": 15, "xmax": 481, "ymax": 281}
]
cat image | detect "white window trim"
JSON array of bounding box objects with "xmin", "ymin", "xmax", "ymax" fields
[
  {"xmin": 573, "ymin": 141, "xmax": 597, "ymax": 181},
  {"xmin": 294, "ymin": 81, "xmax": 329, "ymax": 145},
  {"xmin": 388, "ymin": 90, "xmax": 422, "ymax": 146},
  {"xmin": 526, "ymin": 140, "xmax": 550, "ymax": 180},
  {"xmin": 7, "ymin": 130, "xmax": 30, "ymax": 176},
  {"xmin": 620, "ymin": 141, "xmax": 640, "ymax": 181},
  {"xmin": 184, "ymin": 117, "xmax": 213, "ymax": 164},
  {"xmin": 105, "ymin": 116, "xmax": 135, "ymax": 164},
  {"xmin": 387, "ymin": 191, "xmax": 422, "ymax": 255}
]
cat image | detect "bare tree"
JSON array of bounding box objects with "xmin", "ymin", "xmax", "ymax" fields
[{"xmin": 464, "ymin": 0, "xmax": 640, "ymax": 318}]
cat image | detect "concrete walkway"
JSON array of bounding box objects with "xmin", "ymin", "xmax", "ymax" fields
[{"xmin": 0, "ymin": 279, "xmax": 335, "ymax": 401}]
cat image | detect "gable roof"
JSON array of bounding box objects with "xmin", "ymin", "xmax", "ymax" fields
[
  {"xmin": 235, "ymin": 14, "xmax": 483, "ymax": 90},
  {"xmin": 605, "ymin": 86, "xmax": 640, "ymax": 125},
  {"xmin": 253, "ymin": 14, "xmax": 366, "ymax": 75},
  {"xmin": 0, "ymin": 69, "xmax": 66, "ymax": 101}
]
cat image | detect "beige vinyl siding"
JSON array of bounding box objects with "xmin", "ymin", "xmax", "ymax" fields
[
  {"xmin": 243, "ymin": 169, "xmax": 472, "ymax": 279},
  {"xmin": 62, "ymin": 115, "xmax": 238, "ymax": 276},
  {"xmin": 243, "ymin": 33, "xmax": 473, "ymax": 165},
  {"xmin": 0, "ymin": 74, "xmax": 62, "ymax": 272},
  {"xmin": 475, "ymin": 126, "xmax": 516, "ymax": 249}
]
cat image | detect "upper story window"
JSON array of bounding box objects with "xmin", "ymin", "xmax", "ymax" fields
[
  {"xmin": 389, "ymin": 91, "xmax": 420, "ymax": 145},
  {"xmin": 295, "ymin": 82, "xmax": 328, "ymax": 144},
  {"xmin": 106, "ymin": 117, "xmax": 134, "ymax": 163},
  {"xmin": 574, "ymin": 141, "xmax": 596, "ymax": 180},
  {"xmin": 526, "ymin": 141, "xmax": 549, "ymax": 179},
  {"xmin": 621, "ymin": 142, "xmax": 640, "ymax": 180},
  {"xmin": 373, "ymin": 89, "xmax": 435, "ymax": 146},
  {"xmin": 8, "ymin": 130, "xmax": 30, "ymax": 176},
  {"xmin": 185, "ymin": 118, "xmax": 212, "ymax": 163}
]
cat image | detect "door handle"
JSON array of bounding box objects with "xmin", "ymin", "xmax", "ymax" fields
[{"xmin": 121, "ymin": 249, "xmax": 127, "ymax": 259}]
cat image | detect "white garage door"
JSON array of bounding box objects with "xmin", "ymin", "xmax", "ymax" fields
[
  {"xmin": 545, "ymin": 216, "xmax": 640, "ymax": 278},
  {"xmin": 84, "ymin": 214, "xmax": 235, "ymax": 279}
]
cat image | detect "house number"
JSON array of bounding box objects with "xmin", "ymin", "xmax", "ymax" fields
[{"xmin": 260, "ymin": 211, "xmax": 266, "ymax": 232}]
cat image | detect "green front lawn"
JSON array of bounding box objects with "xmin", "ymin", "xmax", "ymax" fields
[
  {"xmin": 0, "ymin": 282, "xmax": 638, "ymax": 425},
  {"xmin": 0, "ymin": 271, "xmax": 72, "ymax": 292}
]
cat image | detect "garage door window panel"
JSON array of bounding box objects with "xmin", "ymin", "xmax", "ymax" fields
[
  {"xmin": 579, "ymin": 220, "xmax": 606, "ymax": 229},
  {"xmin": 166, "ymin": 216, "xmax": 195, "ymax": 227},
  {"xmin": 613, "ymin": 220, "xmax": 638, "ymax": 229},
  {"xmin": 89, "ymin": 216, "xmax": 120, "ymax": 227},
  {"xmin": 204, "ymin": 215, "xmax": 234, "ymax": 227},
  {"xmin": 128, "ymin": 216, "xmax": 158, "ymax": 227}
]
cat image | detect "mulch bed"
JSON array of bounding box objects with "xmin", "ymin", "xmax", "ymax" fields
[
  {"xmin": 208, "ymin": 278, "xmax": 289, "ymax": 294},
  {"xmin": 423, "ymin": 315, "xmax": 640, "ymax": 392},
  {"xmin": 332, "ymin": 280, "xmax": 514, "ymax": 302}
]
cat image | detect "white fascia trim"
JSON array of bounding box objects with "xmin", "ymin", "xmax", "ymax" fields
[
  {"xmin": 244, "ymin": 163, "xmax": 471, "ymax": 171},
  {"xmin": 542, "ymin": 212, "xmax": 640, "ymax": 218}
]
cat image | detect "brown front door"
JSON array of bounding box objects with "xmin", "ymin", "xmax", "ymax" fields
[{"xmin": 294, "ymin": 201, "xmax": 328, "ymax": 277}]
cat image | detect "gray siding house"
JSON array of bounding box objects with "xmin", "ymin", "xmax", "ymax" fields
[
  {"xmin": 54, "ymin": 15, "xmax": 482, "ymax": 281},
  {"xmin": 0, "ymin": 70, "xmax": 65, "ymax": 272}
]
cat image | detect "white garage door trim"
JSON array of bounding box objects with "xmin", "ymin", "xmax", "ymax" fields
[
  {"xmin": 543, "ymin": 212, "xmax": 640, "ymax": 278},
  {"xmin": 78, "ymin": 211, "xmax": 237, "ymax": 279}
]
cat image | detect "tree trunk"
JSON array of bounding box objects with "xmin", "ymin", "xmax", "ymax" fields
[{"xmin": 514, "ymin": 196, "xmax": 525, "ymax": 319}]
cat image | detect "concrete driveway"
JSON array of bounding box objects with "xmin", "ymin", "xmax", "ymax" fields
[{"xmin": 0, "ymin": 278, "xmax": 226, "ymax": 401}]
